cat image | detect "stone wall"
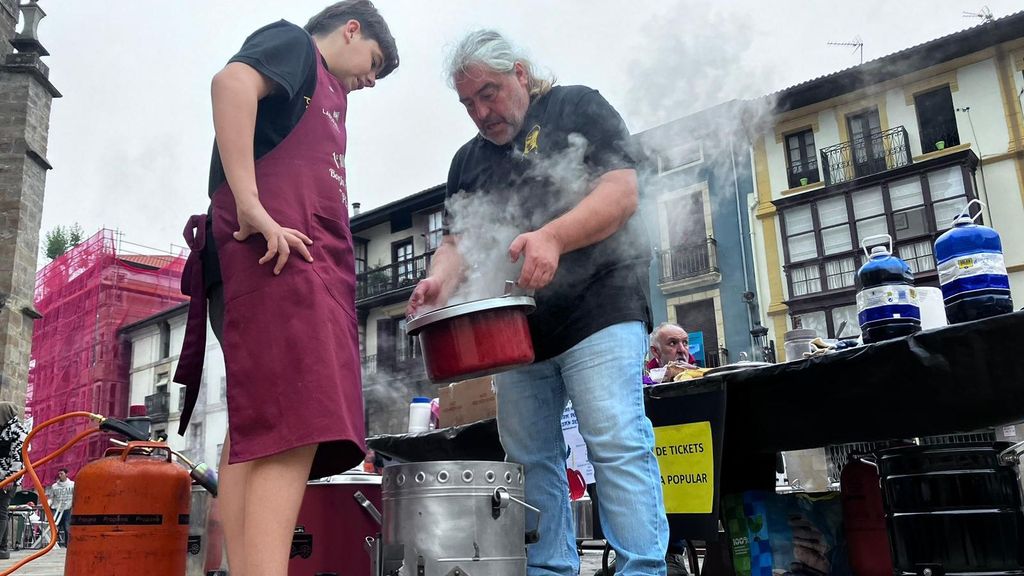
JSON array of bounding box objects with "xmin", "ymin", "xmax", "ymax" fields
[{"xmin": 0, "ymin": 4, "xmax": 57, "ymax": 407}]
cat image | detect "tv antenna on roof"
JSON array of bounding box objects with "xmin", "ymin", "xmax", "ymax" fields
[
  {"xmin": 828, "ymin": 35, "xmax": 864, "ymax": 65},
  {"xmin": 962, "ymin": 6, "xmax": 994, "ymax": 23}
]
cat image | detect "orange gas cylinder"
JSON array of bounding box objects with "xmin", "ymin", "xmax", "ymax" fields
[{"xmin": 64, "ymin": 441, "xmax": 192, "ymax": 576}]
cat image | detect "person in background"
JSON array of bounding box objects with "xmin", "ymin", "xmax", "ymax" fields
[
  {"xmin": 644, "ymin": 326, "xmax": 697, "ymax": 575},
  {"xmin": 0, "ymin": 402, "xmax": 27, "ymax": 558},
  {"xmin": 647, "ymin": 322, "xmax": 697, "ymax": 370},
  {"xmin": 47, "ymin": 468, "xmax": 74, "ymax": 548},
  {"xmin": 172, "ymin": 2, "xmax": 399, "ymax": 573},
  {"xmin": 408, "ymin": 29, "xmax": 666, "ymax": 576}
]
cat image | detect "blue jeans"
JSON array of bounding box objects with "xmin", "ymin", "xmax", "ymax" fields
[{"xmin": 495, "ymin": 321, "xmax": 668, "ymax": 576}]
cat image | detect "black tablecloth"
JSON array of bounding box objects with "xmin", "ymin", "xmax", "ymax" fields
[
  {"xmin": 367, "ymin": 311, "xmax": 1024, "ymax": 489},
  {"xmin": 674, "ymin": 309, "xmax": 1024, "ymax": 453},
  {"xmin": 367, "ymin": 417, "xmax": 504, "ymax": 463}
]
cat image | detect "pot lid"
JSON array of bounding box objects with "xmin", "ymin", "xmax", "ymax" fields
[{"xmin": 406, "ymin": 295, "xmax": 536, "ymax": 335}]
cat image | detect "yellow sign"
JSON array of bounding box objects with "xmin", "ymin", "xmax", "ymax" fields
[{"xmin": 653, "ymin": 421, "xmax": 714, "ymax": 514}]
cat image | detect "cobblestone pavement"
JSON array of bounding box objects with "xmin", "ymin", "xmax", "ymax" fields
[
  {"xmin": 0, "ymin": 541, "xmax": 612, "ymax": 575},
  {"xmin": 0, "ymin": 546, "xmax": 66, "ymax": 576}
]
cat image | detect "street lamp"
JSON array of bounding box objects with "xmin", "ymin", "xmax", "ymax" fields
[{"xmin": 750, "ymin": 323, "xmax": 775, "ymax": 363}]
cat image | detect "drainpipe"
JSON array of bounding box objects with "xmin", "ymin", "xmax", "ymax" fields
[{"xmin": 730, "ymin": 137, "xmax": 756, "ymax": 356}]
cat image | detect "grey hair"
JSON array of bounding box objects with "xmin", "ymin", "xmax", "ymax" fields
[
  {"xmin": 649, "ymin": 322, "xmax": 685, "ymax": 348},
  {"xmin": 445, "ymin": 29, "xmax": 555, "ymax": 98}
]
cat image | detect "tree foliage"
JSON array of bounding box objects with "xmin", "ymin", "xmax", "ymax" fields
[{"xmin": 44, "ymin": 223, "xmax": 85, "ymax": 260}]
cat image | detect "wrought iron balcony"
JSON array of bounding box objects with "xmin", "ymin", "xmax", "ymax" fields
[
  {"xmin": 820, "ymin": 126, "xmax": 912, "ymax": 186},
  {"xmin": 357, "ymin": 254, "xmax": 430, "ymax": 302},
  {"xmin": 362, "ymin": 354, "xmax": 378, "ymax": 375},
  {"xmin": 702, "ymin": 348, "xmax": 727, "ymax": 369},
  {"xmin": 145, "ymin": 391, "xmax": 170, "ymax": 421},
  {"xmin": 656, "ymin": 237, "xmax": 718, "ymax": 284}
]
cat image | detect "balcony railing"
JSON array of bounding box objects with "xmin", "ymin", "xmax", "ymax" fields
[
  {"xmin": 362, "ymin": 354, "xmax": 377, "ymax": 375},
  {"xmin": 357, "ymin": 254, "xmax": 430, "ymax": 302},
  {"xmin": 145, "ymin": 391, "xmax": 170, "ymax": 420},
  {"xmin": 656, "ymin": 237, "xmax": 718, "ymax": 284},
  {"xmin": 361, "ymin": 348, "xmax": 428, "ymax": 382},
  {"xmin": 702, "ymin": 348, "xmax": 727, "ymax": 368},
  {"xmin": 787, "ymin": 160, "xmax": 820, "ymax": 189},
  {"xmin": 820, "ymin": 126, "xmax": 912, "ymax": 186}
]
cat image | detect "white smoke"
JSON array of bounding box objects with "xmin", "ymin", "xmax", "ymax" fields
[{"xmin": 444, "ymin": 134, "xmax": 595, "ymax": 305}]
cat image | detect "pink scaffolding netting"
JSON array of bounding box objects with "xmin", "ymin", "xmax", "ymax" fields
[{"xmin": 27, "ymin": 229, "xmax": 187, "ymax": 484}]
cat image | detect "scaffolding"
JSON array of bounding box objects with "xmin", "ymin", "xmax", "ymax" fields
[{"xmin": 27, "ymin": 229, "xmax": 186, "ymax": 484}]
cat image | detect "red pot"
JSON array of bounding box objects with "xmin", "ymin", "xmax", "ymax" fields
[{"xmin": 407, "ymin": 296, "xmax": 536, "ymax": 383}]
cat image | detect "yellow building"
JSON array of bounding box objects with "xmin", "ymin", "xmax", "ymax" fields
[{"xmin": 749, "ymin": 12, "xmax": 1024, "ymax": 358}]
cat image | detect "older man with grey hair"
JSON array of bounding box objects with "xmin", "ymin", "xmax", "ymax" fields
[
  {"xmin": 408, "ymin": 29, "xmax": 667, "ymax": 576},
  {"xmin": 647, "ymin": 322, "xmax": 698, "ymax": 371}
]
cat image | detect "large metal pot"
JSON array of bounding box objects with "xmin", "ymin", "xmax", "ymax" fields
[
  {"xmin": 877, "ymin": 442, "xmax": 1024, "ymax": 575},
  {"xmin": 380, "ymin": 461, "xmax": 535, "ymax": 576},
  {"xmin": 407, "ymin": 295, "xmax": 535, "ymax": 383}
]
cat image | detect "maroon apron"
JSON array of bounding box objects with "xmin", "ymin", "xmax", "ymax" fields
[{"xmin": 175, "ymin": 41, "xmax": 364, "ymax": 479}]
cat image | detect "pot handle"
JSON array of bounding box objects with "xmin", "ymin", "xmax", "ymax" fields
[
  {"xmin": 999, "ymin": 440, "xmax": 1024, "ymax": 465},
  {"xmin": 492, "ymin": 486, "xmax": 542, "ymax": 544},
  {"xmin": 354, "ymin": 490, "xmax": 382, "ymax": 526},
  {"xmin": 503, "ymin": 280, "xmax": 535, "ymax": 298}
]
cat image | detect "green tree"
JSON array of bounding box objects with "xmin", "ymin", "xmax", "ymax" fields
[{"xmin": 44, "ymin": 223, "xmax": 85, "ymax": 260}]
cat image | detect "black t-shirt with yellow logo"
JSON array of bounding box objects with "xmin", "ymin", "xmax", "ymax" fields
[
  {"xmin": 446, "ymin": 85, "xmax": 653, "ymax": 361},
  {"xmin": 204, "ymin": 20, "xmax": 317, "ymax": 290}
]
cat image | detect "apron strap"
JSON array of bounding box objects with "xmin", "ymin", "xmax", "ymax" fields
[{"xmin": 173, "ymin": 214, "xmax": 209, "ymax": 435}]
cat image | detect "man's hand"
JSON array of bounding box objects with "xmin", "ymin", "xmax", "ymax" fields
[
  {"xmin": 407, "ymin": 277, "xmax": 447, "ymax": 318},
  {"xmin": 233, "ymin": 200, "xmax": 313, "ymax": 275},
  {"xmin": 509, "ymin": 228, "xmax": 562, "ymax": 290}
]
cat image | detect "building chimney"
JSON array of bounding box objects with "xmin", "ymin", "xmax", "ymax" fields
[{"xmin": 352, "ymin": 202, "xmax": 361, "ymax": 215}]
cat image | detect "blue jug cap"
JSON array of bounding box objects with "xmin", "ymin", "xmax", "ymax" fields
[{"xmin": 411, "ymin": 397, "xmax": 431, "ymax": 403}]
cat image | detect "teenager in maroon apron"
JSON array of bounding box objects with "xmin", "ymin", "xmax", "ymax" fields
[{"xmin": 175, "ymin": 7, "xmax": 399, "ymax": 573}]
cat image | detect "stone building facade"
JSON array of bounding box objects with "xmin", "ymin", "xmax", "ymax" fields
[{"xmin": 0, "ymin": 1, "xmax": 59, "ymax": 406}]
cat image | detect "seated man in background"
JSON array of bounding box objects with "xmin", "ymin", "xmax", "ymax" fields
[{"xmin": 647, "ymin": 322, "xmax": 697, "ymax": 370}]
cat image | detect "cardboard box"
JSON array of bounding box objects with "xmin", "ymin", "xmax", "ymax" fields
[{"xmin": 438, "ymin": 376, "xmax": 496, "ymax": 428}]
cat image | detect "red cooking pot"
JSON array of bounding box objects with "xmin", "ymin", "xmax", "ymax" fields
[{"xmin": 406, "ymin": 295, "xmax": 536, "ymax": 383}]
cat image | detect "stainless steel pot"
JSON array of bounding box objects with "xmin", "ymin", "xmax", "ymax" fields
[
  {"xmin": 381, "ymin": 461, "xmax": 536, "ymax": 576},
  {"xmin": 572, "ymin": 495, "xmax": 593, "ymax": 541}
]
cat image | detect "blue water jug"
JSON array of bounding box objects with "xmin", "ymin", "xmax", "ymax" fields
[
  {"xmin": 934, "ymin": 200, "xmax": 1013, "ymax": 324},
  {"xmin": 855, "ymin": 234, "xmax": 921, "ymax": 344}
]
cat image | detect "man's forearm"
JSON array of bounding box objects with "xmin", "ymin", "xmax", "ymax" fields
[
  {"xmin": 429, "ymin": 236, "xmax": 466, "ymax": 296},
  {"xmin": 540, "ymin": 168, "xmax": 638, "ymax": 254}
]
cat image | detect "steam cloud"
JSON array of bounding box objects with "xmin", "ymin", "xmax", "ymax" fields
[{"xmin": 443, "ymin": 134, "xmax": 595, "ymax": 306}]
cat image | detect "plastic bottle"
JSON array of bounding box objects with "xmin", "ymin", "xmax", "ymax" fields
[
  {"xmin": 934, "ymin": 199, "xmax": 1014, "ymax": 324},
  {"xmin": 855, "ymin": 234, "xmax": 921, "ymax": 344},
  {"xmin": 407, "ymin": 397, "xmax": 432, "ymax": 433}
]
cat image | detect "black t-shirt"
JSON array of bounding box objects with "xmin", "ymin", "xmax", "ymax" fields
[
  {"xmin": 204, "ymin": 20, "xmax": 318, "ymax": 289},
  {"xmin": 446, "ymin": 85, "xmax": 653, "ymax": 361}
]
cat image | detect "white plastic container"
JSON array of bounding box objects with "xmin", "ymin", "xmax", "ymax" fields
[
  {"xmin": 407, "ymin": 397, "xmax": 432, "ymax": 433},
  {"xmin": 916, "ymin": 286, "xmax": 948, "ymax": 331}
]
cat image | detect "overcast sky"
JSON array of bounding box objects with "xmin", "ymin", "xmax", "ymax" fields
[{"xmin": 32, "ymin": 0, "xmax": 1021, "ymax": 258}]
